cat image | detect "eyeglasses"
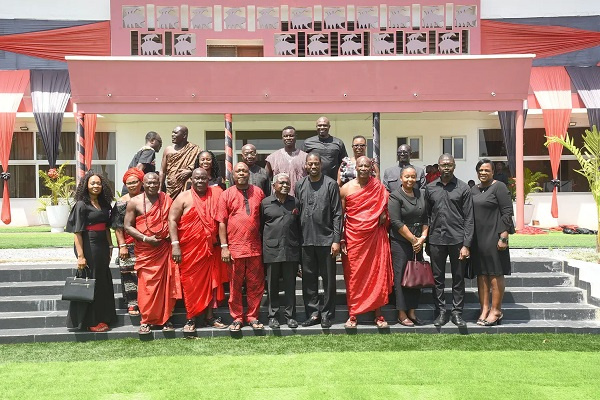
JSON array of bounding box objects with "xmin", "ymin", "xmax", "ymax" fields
[{"xmin": 352, "ymin": 144, "xmax": 366, "ymax": 148}]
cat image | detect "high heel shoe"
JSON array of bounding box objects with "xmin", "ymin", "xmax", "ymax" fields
[{"xmin": 482, "ymin": 312, "xmax": 503, "ymax": 326}]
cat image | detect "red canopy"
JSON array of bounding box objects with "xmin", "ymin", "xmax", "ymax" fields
[
  {"xmin": 0, "ymin": 70, "xmax": 31, "ymax": 224},
  {"xmin": 0, "ymin": 21, "xmax": 111, "ymax": 62}
]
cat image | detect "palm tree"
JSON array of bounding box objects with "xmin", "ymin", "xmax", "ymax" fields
[{"xmin": 545, "ymin": 126, "xmax": 600, "ymax": 252}]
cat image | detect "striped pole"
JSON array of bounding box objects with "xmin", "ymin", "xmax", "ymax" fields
[
  {"xmin": 372, "ymin": 112, "xmax": 380, "ymax": 165},
  {"xmin": 75, "ymin": 112, "xmax": 86, "ymax": 184},
  {"xmin": 224, "ymin": 113, "xmax": 233, "ymax": 187}
]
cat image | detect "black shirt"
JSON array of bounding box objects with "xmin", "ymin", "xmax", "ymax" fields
[
  {"xmin": 249, "ymin": 164, "xmax": 271, "ymax": 196},
  {"xmin": 302, "ymin": 135, "xmax": 348, "ymax": 181},
  {"xmin": 128, "ymin": 147, "xmax": 156, "ymax": 172},
  {"xmin": 388, "ymin": 188, "xmax": 428, "ymax": 243},
  {"xmin": 383, "ymin": 163, "xmax": 426, "ymax": 193},
  {"xmin": 295, "ymin": 175, "xmax": 342, "ymax": 246},
  {"xmin": 425, "ymin": 176, "xmax": 474, "ymax": 247},
  {"xmin": 260, "ymin": 194, "xmax": 301, "ymax": 263}
]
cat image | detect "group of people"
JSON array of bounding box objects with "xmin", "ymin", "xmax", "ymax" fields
[{"xmin": 65, "ymin": 116, "xmax": 514, "ymax": 334}]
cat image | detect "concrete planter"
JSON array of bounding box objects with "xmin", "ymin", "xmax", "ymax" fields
[{"xmin": 46, "ymin": 205, "xmax": 70, "ymax": 233}]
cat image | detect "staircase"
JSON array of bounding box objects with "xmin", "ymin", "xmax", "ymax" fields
[{"xmin": 0, "ymin": 257, "xmax": 599, "ymax": 342}]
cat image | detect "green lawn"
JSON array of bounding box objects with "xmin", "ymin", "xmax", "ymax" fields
[
  {"xmin": 511, "ymin": 231, "xmax": 596, "ymax": 248},
  {"xmin": 0, "ymin": 227, "xmax": 596, "ymax": 249},
  {"xmin": 0, "ymin": 335, "xmax": 599, "ymax": 400}
]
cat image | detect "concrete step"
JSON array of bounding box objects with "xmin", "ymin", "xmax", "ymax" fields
[
  {"xmin": 0, "ymin": 286, "xmax": 586, "ymax": 313},
  {"xmin": 3, "ymin": 319, "xmax": 600, "ymax": 344},
  {"xmin": 0, "ymin": 258, "xmax": 565, "ymax": 283},
  {"xmin": 0, "ymin": 302, "xmax": 596, "ymax": 330},
  {"xmin": 0, "ymin": 272, "xmax": 574, "ymax": 297}
]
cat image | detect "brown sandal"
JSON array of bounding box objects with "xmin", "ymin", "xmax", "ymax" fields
[
  {"xmin": 183, "ymin": 319, "xmax": 196, "ymax": 333},
  {"xmin": 229, "ymin": 320, "xmax": 243, "ymax": 332},
  {"xmin": 249, "ymin": 320, "xmax": 264, "ymax": 330},
  {"xmin": 206, "ymin": 316, "xmax": 227, "ymax": 329},
  {"xmin": 138, "ymin": 323, "xmax": 151, "ymax": 335}
]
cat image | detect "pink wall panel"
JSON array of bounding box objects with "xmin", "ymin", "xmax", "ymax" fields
[
  {"xmin": 67, "ymin": 55, "xmax": 531, "ymax": 114},
  {"xmin": 111, "ymin": 1, "xmax": 481, "ymax": 56}
]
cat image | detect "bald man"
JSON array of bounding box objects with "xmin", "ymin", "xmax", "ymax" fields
[
  {"xmin": 302, "ymin": 116, "xmax": 348, "ymax": 181},
  {"xmin": 217, "ymin": 162, "xmax": 266, "ymax": 331},
  {"xmin": 241, "ymin": 144, "xmax": 270, "ymax": 196},
  {"xmin": 160, "ymin": 125, "xmax": 202, "ymax": 199}
]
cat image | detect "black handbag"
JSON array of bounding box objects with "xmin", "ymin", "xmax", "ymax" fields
[
  {"xmin": 62, "ymin": 267, "xmax": 95, "ymax": 303},
  {"xmin": 464, "ymin": 257, "xmax": 475, "ymax": 280}
]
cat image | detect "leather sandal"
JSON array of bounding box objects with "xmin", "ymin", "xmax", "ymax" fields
[
  {"xmin": 162, "ymin": 321, "xmax": 175, "ymax": 332},
  {"xmin": 375, "ymin": 316, "xmax": 388, "ymax": 328},
  {"xmin": 229, "ymin": 320, "xmax": 243, "ymax": 332},
  {"xmin": 138, "ymin": 323, "xmax": 151, "ymax": 335},
  {"xmin": 397, "ymin": 318, "xmax": 415, "ymax": 327},
  {"xmin": 345, "ymin": 316, "xmax": 358, "ymax": 329},
  {"xmin": 248, "ymin": 320, "xmax": 264, "ymax": 330},
  {"xmin": 206, "ymin": 316, "xmax": 227, "ymax": 329},
  {"xmin": 183, "ymin": 319, "xmax": 196, "ymax": 333}
]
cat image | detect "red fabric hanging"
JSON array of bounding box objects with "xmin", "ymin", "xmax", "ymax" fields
[
  {"xmin": 0, "ymin": 70, "xmax": 30, "ymax": 224},
  {"xmin": 482, "ymin": 20, "xmax": 600, "ymax": 59},
  {"xmin": 83, "ymin": 114, "xmax": 97, "ymax": 169},
  {"xmin": 530, "ymin": 67, "xmax": 572, "ymax": 218},
  {"xmin": 0, "ymin": 21, "xmax": 110, "ymax": 62}
]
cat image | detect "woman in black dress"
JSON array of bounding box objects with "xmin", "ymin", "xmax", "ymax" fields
[
  {"xmin": 66, "ymin": 170, "xmax": 116, "ymax": 332},
  {"xmin": 471, "ymin": 159, "xmax": 514, "ymax": 326},
  {"xmin": 196, "ymin": 150, "xmax": 225, "ymax": 189},
  {"xmin": 388, "ymin": 166, "xmax": 429, "ymax": 326}
]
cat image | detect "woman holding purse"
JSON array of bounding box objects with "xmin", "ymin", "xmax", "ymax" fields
[
  {"xmin": 66, "ymin": 170, "xmax": 117, "ymax": 332},
  {"xmin": 471, "ymin": 159, "xmax": 514, "ymax": 326},
  {"xmin": 388, "ymin": 166, "xmax": 429, "ymax": 326}
]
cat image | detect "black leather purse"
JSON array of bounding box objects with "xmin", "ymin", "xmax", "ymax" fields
[{"xmin": 62, "ymin": 267, "xmax": 95, "ymax": 303}]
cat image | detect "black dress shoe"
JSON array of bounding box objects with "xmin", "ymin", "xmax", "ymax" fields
[
  {"xmin": 433, "ymin": 311, "xmax": 448, "ymax": 327},
  {"xmin": 287, "ymin": 319, "xmax": 298, "ymax": 328},
  {"xmin": 301, "ymin": 316, "xmax": 321, "ymax": 327},
  {"xmin": 268, "ymin": 318, "xmax": 280, "ymax": 329},
  {"xmin": 321, "ymin": 317, "xmax": 333, "ymax": 328},
  {"xmin": 451, "ymin": 313, "xmax": 467, "ymax": 327}
]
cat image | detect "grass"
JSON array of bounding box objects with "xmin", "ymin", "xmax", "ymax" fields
[
  {"xmin": 1, "ymin": 334, "xmax": 599, "ymax": 399},
  {"xmin": 0, "ymin": 226, "xmax": 117, "ymax": 249},
  {"xmin": 0, "ymin": 227, "xmax": 596, "ymax": 250},
  {"xmin": 511, "ymin": 231, "xmax": 596, "ymax": 248}
]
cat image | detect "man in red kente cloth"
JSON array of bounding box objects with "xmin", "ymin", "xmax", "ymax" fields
[
  {"xmin": 340, "ymin": 156, "xmax": 393, "ymax": 329},
  {"xmin": 217, "ymin": 162, "xmax": 266, "ymax": 332},
  {"xmin": 168, "ymin": 168, "xmax": 228, "ymax": 332},
  {"xmin": 125, "ymin": 172, "xmax": 177, "ymax": 335}
]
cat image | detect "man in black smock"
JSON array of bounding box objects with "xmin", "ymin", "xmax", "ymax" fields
[
  {"xmin": 295, "ymin": 153, "xmax": 342, "ymax": 328},
  {"xmin": 425, "ymin": 154, "xmax": 474, "ymax": 327},
  {"xmin": 383, "ymin": 144, "xmax": 426, "ymax": 192},
  {"xmin": 122, "ymin": 131, "xmax": 162, "ymax": 194},
  {"xmin": 302, "ymin": 116, "xmax": 348, "ymax": 181},
  {"xmin": 261, "ymin": 173, "xmax": 301, "ymax": 329},
  {"xmin": 241, "ymin": 143, "xmax": 271, "ymax": 196}
]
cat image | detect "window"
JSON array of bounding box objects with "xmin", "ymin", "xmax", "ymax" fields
[
  {"xmin": 207, "ymin": 45, "xmax": 263, "ymax": 57},
  {"xmin": 2, "ymin": 130, "xmax": 117, "ymax": 199},
  {"xmin": 478, "ymin": 127, "xmax": 591, "ymax": 193},
  {"xmin": 396, "ymin": 137, "xmax": 421, "ymax": 160},
  {"xmin": 441, "ymin": 136, "xmax": 464, "ymax": 160}
]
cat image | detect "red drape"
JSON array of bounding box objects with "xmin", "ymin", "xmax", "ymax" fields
[
  {"xmin": 0, "ymin": 21, "xmax": 110, "ymax": 62},
  {"xmin": 530, "ymin": 67, "xmax": 572, "ymax": 218},
  {"xmin": 481, "ymin": 20, "xmax": 600, "ymax": 59},
  {"xmin": 83, "ymin": 114, "xmax": 97, "ymax": 169},
  {"xmin": 0, "ymin": 70, "xmax": 30, "ymax": 224}
]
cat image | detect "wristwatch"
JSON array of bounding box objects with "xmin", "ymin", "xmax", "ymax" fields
[{"xmin": 499, "ymin": 237, "xmax": 509, "ymax": 243}]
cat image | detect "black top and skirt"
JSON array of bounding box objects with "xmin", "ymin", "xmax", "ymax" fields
[
  {"xmin": 388, "ymin": 188, "xmax": 428, "ymax": 311},
  {"xmin": 65, "ymin": 201, "xmax": 117, "ymax": 329},
  {"xmin": 470, "ymin": 181, "xmax": 514, "ymax": 276}
]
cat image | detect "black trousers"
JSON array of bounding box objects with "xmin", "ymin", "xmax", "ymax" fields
[
  {"xmin": 301, "ymin": 246, "xmax": 336, "ymax": 320},
  {"xmin": 429, "ymin": 243, "xmax": 465, "ymax": 314},
  {"xmin": 266, "ymin": 261, "xmax": 297, "ymax": 320},
  {"xmin": 390, "ymin": 239, "xmax": 422, "ymax": 311}
]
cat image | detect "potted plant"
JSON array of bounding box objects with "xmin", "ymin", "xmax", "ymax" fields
[
  {"xmin": 38, "ymin": 163, "xmax": 76, "ymax": 233},
  {"xmin": 508, "ymin": 167, "xmax": 548, "ymax": 225}
]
